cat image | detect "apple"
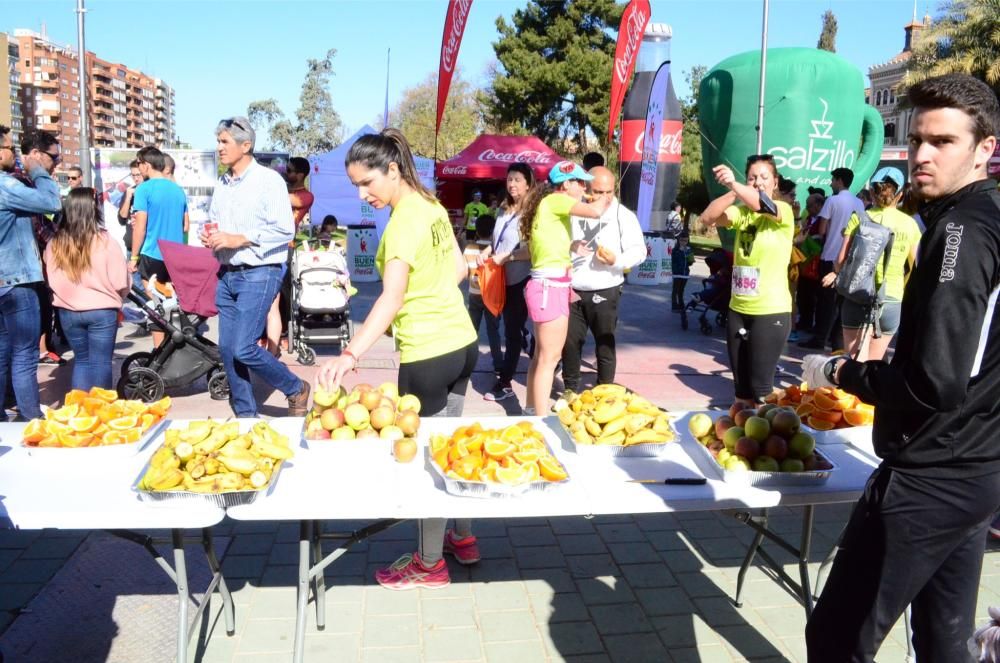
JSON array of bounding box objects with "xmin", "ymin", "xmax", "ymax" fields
[
  {"xmin": 734, "ymin": 408, "xmax": 757, "ymax": 428},
  {"xmin": 688, "ymin": 413, "xmax": 713, "ymax": 439},
  {"xmin": 724, "ymin": 455, "xmax": 751, "ymax": 471},
  {"xmin": 753, "ymin": 456, "xmax": 781, "ymax": 472},
  {"xmin": 380, "ymin": 425, "xmax": 404, "ymax": 441},
  {"xmin": 744, "ymin": 416, "xmax": 771, "ymax": 442},
  {"xmin": 378, "ymin": 396, "xmax": 396, "ymax": 412},
  {"xmin": 801, "ymin": 454, "xmax": 818, "ymax": 471},
  {"xmin": 780, "ymin": 458, "xmax": 805, "ymax": 473},
  {"xmin": 306, "ymin": 417, "xmax": 325, "ymax": 435},
  {"xmin": 355, "ymin": 383, "xmax": 374, "ymax": 392},
  {"xmin": 356, "ymin": 427, "xmax": 380, "ymax": 439},
  {"xmin": 722, "ymin": 426, "xmax": 744, "ymax": 452},
  {"xmin": 369, "ymin": 405, "xmax": 395, "ymax": 431},
  {"xmin": 734, "ymin": 437, "xmax": 760, "ymax": 462},
  {"xmin": 762, "ymin": 435, "xmax": 788, "ymax": 461},
  {"xmin": 788, "ymin": 431, "xmax": 816, "ymax": 459},
  {"xmin": 331, "ymin": 426, "xmax": 356, "ymax": 440},
  {"xmin": 320, "ymin": 408, "xmax": 345, "ymax": 431},
  {"xmin": 396, "ymin": 410, "xmax": 421, "ymax": 437},
  {"xmin": 398, "ymin": 394, "xmax": 421, "ymax": 415},
  {"xmin": 717, "ymin": 448, "xmax": 732, "ymax": 464},
  {"xmin": 344, "ymin": 403, "xmax": 370, "ymax": 431},
  {"xmin": 308, "ymin": 428, "xmax": 332, "ymax": 440},
  {"xmin": 392, "ymin": 437, "xmax": 418, "ymax": 463},
  {"xmin": 359, "ymin": 389, "xmax": 382, "ymax": 412},
  {"xmin": 714, "ymin": 415, "xmax": 735, "ymax": 439},
  {"xmin": 756, "ymin": 403, "xmax": 777, "ymax": 418},
  {"xmin": 708, "ymin": 440, "xmax": 724, "ymax": 457},
  {"xmin": 771, "ymin": 410, "xmax": 801, "ymax": 439},
  {"xmin": 313, "ymin": 386, "xmax": 339, "ymax": 408},
  {"xmin": 378, "ymin": 382, "xmax": 400, "ymax": 402}
]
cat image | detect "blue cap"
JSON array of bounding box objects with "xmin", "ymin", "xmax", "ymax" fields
[
  {"xmin": 548, "ymin": 160, "xmax": 594, "ymax": 185},
  {"xmin": 871, "ymin": 166, "xmax": 904, "ymax": 188}
]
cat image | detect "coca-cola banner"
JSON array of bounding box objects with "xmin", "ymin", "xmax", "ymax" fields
[
  {"xmin": 609, "ymin": 0, "xmax": 651, "ymax": 143},
  {"xmin": 636, "ymin": 62, "xmax": 671, "ymax": 231},
  {"xmin": 620, "ymin": 119, "xmax": 683, "ymax": 163},
  {"xmin": 436, "ymin": 0, "xmax": 474, "ymax": 135},
  {"xmin": 436, "ymin": 134, "xmax": 561, "ymax": 181}
]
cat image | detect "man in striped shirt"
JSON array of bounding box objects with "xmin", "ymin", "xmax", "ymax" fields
[{"xmin": 200, "ymin": 117, "xmax": 310, "ymax": 417}]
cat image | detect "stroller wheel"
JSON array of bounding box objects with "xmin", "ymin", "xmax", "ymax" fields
[
  {"xmin": 116, "ymin": 366, "xmax": 165, "ymax": 403},
  {"xmin": 716, "ymin": 312, "xmax": 726, "ymax": 328},
  {"xmin": 297, "ymin": 346, "xmax": 317, "ymax": 366},
  {"xmin": 700, "ymin": 320, "xmax": 713, "ymax": 335},
  {"xmin": 121, "ymin": 351, "xmax": 152, "ymax": 377},
  {"xmin": 207, "ymin": 370, "xmax": 230, "ymax": 401}
]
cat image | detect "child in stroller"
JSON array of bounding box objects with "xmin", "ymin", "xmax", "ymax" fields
[
  {"xmin": 680, "ymin": 247, "xmax": 733, "ymax": 335},
  {"xmin": 288, "ymin": 239, "xmax": 353, "ymax": 365}
]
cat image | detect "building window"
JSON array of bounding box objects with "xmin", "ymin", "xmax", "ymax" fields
[{"xmin": 885, "ymin": 122, "xmax": 896, "ymax": 140}]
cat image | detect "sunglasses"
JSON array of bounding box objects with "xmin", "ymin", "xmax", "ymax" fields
[
  {"xmin": 591, "ymin": 189, "xmax": 614, "ymax": 195},
  {"xmin": 221, "ymin": 117, "xmax": 251, "ymax": 133},
  {"xmin": 68, "ymin": 175, "xmax": 81, "ymax": 180},
  {"xmin": 45, "ymin": 151, "xmax": 61, "ymax": 165}
]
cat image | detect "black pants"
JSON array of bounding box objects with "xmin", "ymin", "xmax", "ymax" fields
[
  {"xmin": 726, "ymin": 309, "xmax": 789, "ymax": 401},
  {"xmin": 671, "ymin": 276, "xmax": 689, "ymax": 308},
  {"xmin": 561, "ymin": 285, "xmax": 622, "ymax": 392},
  {"xmin": 498, "ymin": 277, "xmax": 529, "ymax": 384},
  {"xmin": 807, "ymin": 466, "xmax": 1000, "ymax": 663},
  {"xmin": 796, "ymin": 277, "xmax": 820, "ymax": 332},
  {"xmin": 813, "ymin": 260, "xmax": 843, "ymax": 349},
  {"xmin": 397, "ymin": 342, "xmax": 477, "ymax": 417}
]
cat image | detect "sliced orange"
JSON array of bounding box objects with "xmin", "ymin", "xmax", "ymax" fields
[
  {"xmin": 520, "ymin": 461, "xmax": 540, "ymax": 483},
  {"xmin": 63, "ymin": 389, "xmax": 88, "ymax": 406},
  {"xmin": 856, "ymin": 402, "xmax": 875, "ymax": 414},
  {"xmin": 807, "ymin": 416, "xmax": 836, "ymax": 431},
  {"xmin": 809, "ymin": 408, "xmax": 843, "ymax": 424},
  {"xmin": 843, "ymin": 408, "xmax": 874, "ymax": 427},
  {"xmin": 539, "ymin": 456, "xmax": 568, "ymax": 481},
  {"xmin": 452, "ymin": 454, "xmax": 481, "ymax": 480},
  {"xmin": 50, "ymin": 404, "xmax": 80, "ymax": 423},
  {"xmin": 516, "ymin": 420, "xmax": 534, "ymax": 431},
  {"xmin": 484, "ymin": 440, "xmax": 515, "ymax": 458},
  {"xmin": 92, "ymin": 423, "xmax": 109, "ymax": 438},
  {"xmin": 447, "ymin": 439, "xmax": 469, "ymax": 463},
  {"xmin": 429, "ymin": 434, "xmax": 448, "ymax": 455},
  {"xmin": 800, "ymin": 394, "xmax": 814, "ymax": 405},
  {"xmin": 96, "ymin": 405, "xmax": 122, "ymax": 424},
  {"xmin": 68, "ymin": 416, "xmax": 99, "ymax": 433},
  {"xmin": 513, "ymin": 449, "xmax": 541, "ymax": 464},
  {"xmin": 495, "ymin": 465, "xmax": 526, "ymax": 485},
  {"xmin": 477, "ymin": 465, "xmax": 497, "ymax": 483},
  {"xmin": 44, "ymin": 420, "xmax": 72, "ymax": 436},
  {"xmin": 500, "ymin": 425, "xmax": 524, "ymax": 443},
  {"xmin": 138, "ymin": 413, "xmax": 157, "ymax": 431},
  {"xmin": 82, "ymin": 397, "xmax": 107, "ymax": 415},
  {"xmin": 123, "ymin": 400, "xmax": 148, "ymax": 415},
  {"xmin": 811, "ymin": 391, "xmax": 839, "ymax": 412},
  {"xmin": 89, "ymin": 387, "xmax": 119, "ymax": 403},
  {"xmin": 463, "ymin": 433, "xmax": 483, "ymax": 453},
  {"xmin": 795, "ymin": 403, "xmax": 816, "ymax": 418},
  {"xmin": 22, "ymin": 419, "xmax": 47, "ymax": 443},
  {"xmin": 103, "ymin": 430, "xmax": 128, "ymax": 445},
  {"xmin": 433, "ymin": 449, "xmax": 449, "ymax": 470},
  {"xmin": 37, "ymin": 435, "xmax": 60, "ymax": 447},
  {"xmin": 107, "ymin": 415, "xmax": 139, "ymax": 431},
  {"xmin": 463, "ymin": 422, "xmax": 483, "ymax": 437},
  {"xmin": 786, "ymin": 384, "xmax": 801, "ymax": 400},
  {"xmin": 777, "ymin": 398, "xmax": 796, "ymax": 407},
  {"xmin": 147, "ymin": 396, "xmax": 172, "ymax": 417},
  {"xmin": 57, "ymin": 432, "xmax": 85, "ymax": 448}
]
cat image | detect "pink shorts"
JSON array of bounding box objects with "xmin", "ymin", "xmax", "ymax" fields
[{"xmin": 525, "ymin": 275, "xmax": 573, "ymax": 323}]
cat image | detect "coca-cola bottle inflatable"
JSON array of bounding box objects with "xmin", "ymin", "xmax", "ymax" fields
[{"xmin": 619, "ymin": 23, "xmax": 683, "ymax": 232}]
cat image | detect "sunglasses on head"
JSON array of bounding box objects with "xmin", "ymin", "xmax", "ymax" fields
[{"xmin": 221, "ymin": 118, "xmax": 250, "ymax": 133}]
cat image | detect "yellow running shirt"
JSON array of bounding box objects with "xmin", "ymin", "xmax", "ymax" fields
[
  {"xmin": 377, "ymin": 192, "xmax": 476, "ymax": 363},
  {"xmin": 529, "ymin": 193, "xmax": 577, "ymax": 272},
  {"xmin": 724, "ymin": 200, "xmax": 795, "ymax": 315},
  {"xmin": 843, "ymin": 207, "xmax": 921, "ymax": 301}
]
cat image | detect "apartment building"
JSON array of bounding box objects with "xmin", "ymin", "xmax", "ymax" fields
[
  {"xmin": 0, "ymin": 34, "xmax": 24, "ymax": 145},
  {"xmin": 10, "ymin": 28, "xmax": 176, "ymax": 168}
]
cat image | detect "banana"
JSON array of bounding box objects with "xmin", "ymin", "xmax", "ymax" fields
[
  {"xmin": 219, "ymin": 421, "xmax": 241, "ymax": 440},
  {"xmin": 582, "ymin": 415, "xmax": 602, "ymax": 437},
  {"xmin": 218, "ymin": 454, "xmax": 258, "ymax": 475},
  {"xmin": 188, "ymin": 459, "xmax": 207, "ymax": 479},
  {"xmin": 593, "ymin": 396, "xmax": 628, "ymax": 424},
  {"xmin": 253, "ymin": 440, "xmax": 294, "ymax": 460},
  {"xmin": 216, "ymin": 472, "xmax": 244, "ymax": 491},
  {"xmin": 150, "ymin": 467, "xmax": 185, "ymax": 490},
  {"xmin": 591, "ymin": 383, "xmax": 627, "ymax": 398},
  {"xmin": 203, "ymin": 456, "xmax": 221, "ymax": 475},
  {"xmin": 625, "ymin": 429, "xmax": 671, "ymax": 446},
  {"xmin": 624, "ymin": 414, "xmax": 655, "ymax": 436},
  {"xmin": 193, "ymin": 432, "xmax": 228, "ymax": 455},
  {"xmin": 249, "ymin": 470, "xmax": 269, "ymax": 489},
  {"xmin": 572, "ymin": 428, "xmax": 594, "ymax": 445},
  {"xmin": 652, "ymin": 416, "xmax": 674, "ymax": 437},
  {"xmin": 187, "ymin": 476, "xmax": 221, "ymax": 493},
  {"xmin": 600, "ymin": 414, "xmax": 629, "ymax": 437},
  {"xmin": 570, "ymin": 398, "xmax": 583, "ymax": 414},
  {"xmin": 179, "ymin": 422, "xmax": 212, "ymax": 445},
  {"xmin": 557, "ymin": 407, "xmax": 577, "ymax": 427},
  {"xmin": 595, "ymin": 431, "xmax": 626, "ymax": 446},
  {"xmin": 222, "ymin": 436, "xmax": 251, "ymax": 451},
  {"xmin": 164, "ymin": 429, "xmax": 181, "ymax": 449}
]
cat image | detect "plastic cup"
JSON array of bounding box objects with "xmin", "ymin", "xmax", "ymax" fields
[{"xmin": 203, "ymin": 222, "xmax": 218, "ymax": 235}]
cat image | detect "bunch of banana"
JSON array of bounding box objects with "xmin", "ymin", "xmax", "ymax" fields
[
  {"xmin": 556, "ymin": 384, "xmax": 676, "ymax": 447},
  {"xmin": 138, "ymin": 420, "xmax": 294, "ymax": 494}
]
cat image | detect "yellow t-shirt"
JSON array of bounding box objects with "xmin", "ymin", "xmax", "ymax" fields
[
  {"xmin": 377, "ymin": 192, "xmax": 477, "ymax": 363},
  {"xmin": 464, "ymin": 201, "xmax": 489, "ymax": 230},
  {"xmin": 529, "ymin": 193, "xmax": 577, "ymax": 272},
  {"xmin": 843, "ymin": 207, "xmax": 921, "ymax": 301},
  {"xmin": 724, "ymin": 200, "xmax": 795, "ymax": 315}
]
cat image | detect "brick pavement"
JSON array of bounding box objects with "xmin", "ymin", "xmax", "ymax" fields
[{"xmin": 1, "ymin": 274, "xmax": 998, "ymax": 662}]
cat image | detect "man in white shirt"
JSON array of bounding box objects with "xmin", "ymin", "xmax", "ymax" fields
[
  {"xmin": 799, "ymin": 167, "xmax": 865, "ymax": 350},
  {"xmin": 560, "ymin": 166, "xmax": 646, "ymax": 393}
]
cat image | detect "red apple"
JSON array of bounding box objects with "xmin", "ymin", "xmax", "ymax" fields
[
  {"xmin": 396, "ymin": 410, "xmax": 420, "ymax": 437},
  {"xmin": 320, "ymin": 408, "xmax": 345, "ymax": 431}
]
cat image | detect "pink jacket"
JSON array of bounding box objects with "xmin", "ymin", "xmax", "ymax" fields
[{"xmin": 44, "ymin": 231, "xmax": 130, "ymax": 312}]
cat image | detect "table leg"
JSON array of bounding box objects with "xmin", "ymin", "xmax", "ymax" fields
[
  {"xmin": 202, "ymin": 527, "xmax": 235, "ymax": 636},
  {"xmin": 294, "ymin": 520, "xmax": 312, "ymax": 663},
  {"xmin": 798, "ymin": 506, "xmax": 815, "ymax": 616},
  {"xmin": 734, "ymin": 509, "xmax": 767, "ymax": 608},
  {"xmin": 172, "ymin": 529, "xmax": 189, "ymax": 663},
  {"xmin": 312, "ymin": 520, "xmax": 326, "ymax": 631}
]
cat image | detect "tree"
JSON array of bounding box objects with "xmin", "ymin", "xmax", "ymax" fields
[
  {"xmin": 817, "ymin": 10, "xmax": 838, "ymax": 52},
  {"xmin": 486, "ymin": 0, "xmax": 624, "ymax": 156},
  {"xmin": 677, "ymin": 65, "xmax": 709, "ymax": 216},
  {"xmin": 247, "ymin": 49, "xmax": 344, "ymax": 155},
  {"xmin": 905, "ymin": 0, "xmax": 1000, "ymax": 95},
  {"xmin": 380, "ymin": 70, "xmax": 484, "ymax": 160}
]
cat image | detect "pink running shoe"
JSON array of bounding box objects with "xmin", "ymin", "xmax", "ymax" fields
[
  {"xmin": 443, "ymin": 529, "xmax": 481, "ymax": 565},
  {"xmin": 375, "ymin": 553, "xmax": 450, "ymax": 590}
]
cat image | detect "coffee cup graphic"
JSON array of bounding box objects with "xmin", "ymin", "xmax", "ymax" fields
[{"xmin": 699, "ymin": 47, "xmax": 884, "ymax": 204}]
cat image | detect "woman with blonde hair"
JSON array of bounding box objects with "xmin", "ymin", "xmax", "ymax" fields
[{"xmin": 44, "ymin": 188, "xmax": 130, "ymax": 390}]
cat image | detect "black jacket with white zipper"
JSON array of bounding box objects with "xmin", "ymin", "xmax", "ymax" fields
[{"xmin": 839, "ymin": 178, "xmax": 1000, "ymax": 478}]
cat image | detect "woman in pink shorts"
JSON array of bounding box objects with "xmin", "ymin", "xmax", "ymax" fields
[{"xmin": 518, "ymin": 161, "xmax": 610, "ymax": 415}]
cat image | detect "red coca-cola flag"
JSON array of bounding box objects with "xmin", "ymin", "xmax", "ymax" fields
[
  {"xmin": 608, "ymin": 0, "xmax": 651, "ymax": 143},
  {"xmin": 436, "ymin": 0, "xmax": 474, "ymax": 135}
]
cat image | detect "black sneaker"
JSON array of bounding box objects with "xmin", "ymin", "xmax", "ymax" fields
[{"xmin": 484, "ymin": 381, "xmax": 514, "ymax": 402}]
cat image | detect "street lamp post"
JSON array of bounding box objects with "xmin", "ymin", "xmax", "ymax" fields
[{"xmin": 76, "ymin": 0, "xmax": 91, "ymax": 186}]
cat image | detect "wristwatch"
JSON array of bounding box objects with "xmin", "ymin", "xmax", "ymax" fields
[{"xmin": 824, "ymin": 356, "xmax": 848, "ymax": 386}]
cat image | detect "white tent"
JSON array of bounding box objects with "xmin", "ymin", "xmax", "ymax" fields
[{"xmin": 309, "ymin": 125, "xmax": 434, "ymax": 236}]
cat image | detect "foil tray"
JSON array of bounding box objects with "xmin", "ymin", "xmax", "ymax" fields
[
  {"xmin": 134, "ymin": 454, "xmax": 285, "ymax": 507},
  {"xmin": 425, "ymin": 437, "xmax": 569, "ymax": 500},
  {"xmin": 689, "ymin": 441, "xmax": 836, "ymax": 487},
  {"xmin": 23, "ymin": 418, "xmax": 168, "ymax": 459},
  {"xmin": 563, "ymin": 419, "xmax": 680, "ymax": 458}
]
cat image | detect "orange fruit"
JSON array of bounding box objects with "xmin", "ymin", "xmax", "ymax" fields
[
  {"xmin": 807, "ymin": 416, "xmax": 836, "ymax": 431},
  {"xmin": 843, "ymin": 408, "xmax": 874, "ymax": 427},
  {"xmin": 811, "ymin": 391, "xmax": 839, "ymax": 412},
  {"xmin": 447, "ymin": 440, "xmax": 469, "ymax": 463},
  {"xmin": 451, "ymin": 426, "xmax": 467, "ymax": 440},
  {"xmin": 809, "ymin": 408, "xmax": 843, "ymax": 424},
  {"xmin": 433, "ymin": 449, "xmax": 449, "ymax": 470},
  {"xmin": 82, "ymin": 397, "xmax": 107, "ymax": 415},
  {"xmin": 148, "ymin": 396, "xmax": 172, "ymax": 417},
  {"xmin": 92, "ymin": 423, "xmax": 109, "ymax": 438},
  {"xmin": 515, "ymin": 421, "xmax": 534, "ymax": 431},
  {"xmin": 477, "ymin": 465, "xmax": 497, "ymax": 483},
  {"xmin": 777, "ymin": 398, "xmax": 796, "ymax": 407},
  {"xmin": 495, "ymin": 465, "xmax": 526, "ymax": 485},
  {"xmin": 794, "ymin": 403, "xmax": 816, "ymax": 418},
  {"xmin": 429, "ymin": 434, "xmax": 448, "ymax": 455},
  {"xmin": 22, "ymin": 419, "xmax": 47, "ymax": 443},
  {"xmin": 107, "ymin": 415, "xmax": 139, "ymax": 431},
  {"xmin": 538, "ymin": 456, "xmax": 568, "ymax": 481},
  {"xmin": 513, "ymin": 449, "xmax": 541, "ymax": 464},
  {"xmin": 452, "ymin": 454, "xmax": 481, "ymax": 480},
  {"xmin": 57, "ymin": 432, "xmax": 85, "ymax": 448},
  {"xmin": 63, "ymin": 389, "xmax": 88, "ymax": 406},
  {"xmin": 97, "ymin": 405, "xmax": 122, "ymax": 424},
  {"xmin": 786, "ymin": 384, "xmax": 801, "ymax": 400},
  {"xmin": 68, "ymin": 416, "xmax": 99, "ymax": 433},
  {"xmin": 463, "ymin": 433, "xmax": 484, "ymax": 453},
  {"xmin": 138, "ymin": 413, "xmax": 157, "ymax": 431},
  {"xmin": 856, "ymin": 402, "xmax": 875, "ymax": 414},
  {"xmin": 44, "ymin": 420, "xmax": 72, "ymax": 436},
  {"xmin": 123, "ymin": 400, "xmax": 148, "ymax": 415},
  {"xmin": 484, "ymin": 440, "xmax": 515, "ymax": 458},
  {"xmin": 89, "ymin": 387, "xmax": 119, "ymax": 403},
  {"xmin": 50, "ymin": 404, "xmax": 80, "ymax": 423},
  {"xmin": 464, "ymin": 422, "xmax": 483, "ymax": 437},
  {"xmin": 520, "ymin": 461, "xmax": 540, "ymax": 483},
  {"xmin": 800, "ymin": 394, "xmax": 814, "ymax": 405},
  {"xmin": 37, "ymin": 435, "xmax": 60, "ymax": 447},
  {"xmin": 500, "ymin": 425, "xmax": 524, "ymax": 443}
]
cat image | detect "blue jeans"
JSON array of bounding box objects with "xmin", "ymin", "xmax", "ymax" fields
[
  {"xmin": 0, "ymin": 285, "xmax": 42, "ymax": 420},
  {"xmin": 58, "ymin": 308, "xmax": 119, "ymax": 391},
  {"xmin": 216, "ymin": 264, "xmax": 301, "ymax": 417}
]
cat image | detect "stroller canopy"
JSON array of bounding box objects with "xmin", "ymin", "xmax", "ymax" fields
[{"xmin": 158, "ymin": 240, "xmax": 220, "ymax": 318}]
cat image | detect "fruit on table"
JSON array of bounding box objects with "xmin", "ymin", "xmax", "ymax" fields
[
  {"xmin": 697, "ymin": 404, "xmax": 828, "ymax": 473},
  {"xmin": 139, "ymin": 420, "xmax": 293, "ymax": 493},
  {"xmin": 306, "ymin": 382, "xmax": 421, "ymax": 445},
  {"xmin": 21, "ymin": 388, "xmax": 171, "ymax": 448},
  {"xmin": 687, "ymin": 413, "xmax": 713, "ymax": 439},
  {"xmin": 393, "ymin": 437, "xmax": 418, "ymax": 463},
  {"xmin": 556, "ymin": 384, "xmax": 675, "ymax": 447},
  {"xmin": 430, "ymin": 421, "xmax": 568, "ymax": 486},
  {"xmin": 764, "ymin": 384, "xmax": 874, "ymax": 429}
]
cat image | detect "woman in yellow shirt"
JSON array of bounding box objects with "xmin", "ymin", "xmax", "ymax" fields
[
  {"xmin": 318, "ymin": 128, "xmax": 478, "ymax": 591},
  {"xmin": 700, "ymin": 155, "xmax": 795, "ymax": 410},
  {"xmin": 517, "ymin": 161, "xmax": 610, "ymax": 415}
]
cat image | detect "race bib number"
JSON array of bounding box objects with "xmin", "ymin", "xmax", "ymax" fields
[{"xmin": 732, "ymin": 266, "xmax": 761, "ymax": 297}]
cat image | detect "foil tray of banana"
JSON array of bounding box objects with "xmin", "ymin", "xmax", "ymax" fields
[
  {"xmin": 555, "ymin": 384, "xmax": 678, "ymax": 457},
  {"xmin": 134, "ymin": 419, "xmax": 294, "ymax": 507}
]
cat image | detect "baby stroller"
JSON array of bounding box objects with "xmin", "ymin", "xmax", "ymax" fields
[
  {"xmin": 117, "ymin": 240, "xmax": 230, "ymax": 402},
  {"xmin": 681, "ymin": 247, "xmax": 732, "ymax": 335},
  {"xmin": 288, "ymin": 241, "xmax": 353, "ymax": 365}
]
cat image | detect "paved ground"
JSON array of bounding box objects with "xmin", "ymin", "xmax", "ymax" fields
[{"xmin": 1, "ymin": 264, "xmax": 998, "ymax": 662}]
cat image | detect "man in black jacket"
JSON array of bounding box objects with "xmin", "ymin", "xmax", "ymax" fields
[{"xmin": 802, "ymin": 74, "xmax": 1000, "ymax": 662}]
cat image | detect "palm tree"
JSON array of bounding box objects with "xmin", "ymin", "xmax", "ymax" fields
[{"xmin": 904, "ymin": 0, "xmax": 1000, "ymax": 94}]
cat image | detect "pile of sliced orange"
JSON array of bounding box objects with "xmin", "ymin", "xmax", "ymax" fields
[
  {"xmin": 22, "ymin": 388, "xmax": 171, "ymax": 448},
  {"xmin": 430, "ymin": 421, "xmax": 568, "ymax": 486},
  {"xmin": 765, "ymin": 384, "xmax": 874, "ymax": 431}
]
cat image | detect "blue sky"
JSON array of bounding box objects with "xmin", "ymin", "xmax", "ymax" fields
[{"xmin": 8, "ymin": 0, "xmax": 926, "ymax": 150}]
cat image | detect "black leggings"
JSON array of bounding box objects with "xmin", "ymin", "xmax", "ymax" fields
[
  {"xmin": 397, "ymin": 342, "xmax": 477, "ymax": 416},
  {"xmin": 498, "ymin": 278, "xmax": 529, "ymax": 384},
  {"xmin": 726, "ymin": 309, "xmax": 790, "ymax": 401}
]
